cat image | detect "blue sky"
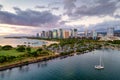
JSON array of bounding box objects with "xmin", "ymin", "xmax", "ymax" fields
[{"xmin": 0, "ymin": 0, "xmax": 120, "ymax": 36}]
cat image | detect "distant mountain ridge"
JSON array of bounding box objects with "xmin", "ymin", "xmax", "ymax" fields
[{"xmin": 78, "ymin": 26, "xmax": 120, "ymax": 32}]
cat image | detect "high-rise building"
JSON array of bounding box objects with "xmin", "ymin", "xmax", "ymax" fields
[
  {"xmin": 70, "ymin": 29, "xmax": 73, "ymax": 38},
  {"xmin": 53, "ymin": 29, "xmax": 58, "ymax": 38},
  {"xmin": 84, "ymin": 30, "xmax": 88, "ymax": 38},
  {"xmin": 41, "ymin": 31, "xmax": 46, "ymax": 38},
  {"xmin": 73, "ymin": 29, "xmax": 78, "ymax": 38},
  {"xmin": 91, "ymin": 30, "xmax": 97, "ymax": 40},
  {"xmin": 107, "ymin": 27, "xmax": 114, "ymax": 37},
  {"xmin": 48, "ymin": 30, "xmax": 53, "ymax": 39},
  {"xmin": 46, "ymin": 31, "xmax": 49, "ymax": 38},
  {"xmin": 36, "ymin": 33, "xmax": 39, "ymax": 37},
  {"xmin": 59, "ymin": 29, "xmax": 63, "ymax": 39},
  {"xmin": 63, "ymin": 29, "xmax": 70, "ymax": 38},
  {"xmin": 65, "ymin": 30, "xmax": 70, "ymax": 38}
]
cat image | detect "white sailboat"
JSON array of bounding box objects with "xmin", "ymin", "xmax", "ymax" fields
[{"xmin": 95, "ymin": 56, "xmax": 104, "ymax": 70}]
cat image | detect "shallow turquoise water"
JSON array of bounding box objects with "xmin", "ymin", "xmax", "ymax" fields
[
  {"xmin": 0, "ymin": 38, "xmax": 45, "ymax": 47},
  {"xmin": 0, "ymin": 49, "xmax": 120, "ymax": 80}
]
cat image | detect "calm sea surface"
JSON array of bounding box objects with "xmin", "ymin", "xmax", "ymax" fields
[
  {"xmin": 0, "ymin": 38, "xmax": 45, "ymax": 47},
  {"xmin": 0, "ymin": 49, "xmax": 120, "ymax": 80}
]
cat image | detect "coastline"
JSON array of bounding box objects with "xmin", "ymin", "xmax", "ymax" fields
[
  {"xmin": 40, "ymin": 40, "xmax": 59, "ymax": 46},
  {"xmin": 1, "ymin": 38, "xmax": 120, "ymax": 71},
  {"xmin": 0, "ymin": 39, "xmax": 59, "ymax": 71},
  {"xmin": 0, "ymin": 37, "xmax": 59, "ymax": 47},
  {"xmin": 0, "ymin": 48, "xmax": 96, "ymax": 71},
  {"xmin": 0, "ymin": 54, "xmax": 60, "ymax": 71},
  {"xmin": 104, "ymin": 46, "xmax": 120, "ymax": 50}
]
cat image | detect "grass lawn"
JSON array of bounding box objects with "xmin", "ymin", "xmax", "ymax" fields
[
  {"xmin": 0, "ymin": 49, "xmax": 26, "ymax": 56},
  {"xmin": 0, "ymin": 48, "xmax": 37, "ymax": 57}
]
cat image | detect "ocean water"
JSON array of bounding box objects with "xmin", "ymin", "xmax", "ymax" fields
[
  {"xmin": 0, "ymin": 38, "xmax": 45, "ymax": 47},
  {"xmin": 0, "ymin": 49, "xmax": 120, "ymax": 80}
]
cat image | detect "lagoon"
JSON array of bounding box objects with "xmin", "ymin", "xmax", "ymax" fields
[
  {"xmin": 0, "ymin": 49, "xmax": 120, "ymax": 80},
  {"xmin": 0, "ymin": 38, "xmax": 45, "ymax": 47}
]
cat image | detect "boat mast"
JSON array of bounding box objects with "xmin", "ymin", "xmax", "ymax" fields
[{"xmin": 100, "ymin": 56, "xmax": 101, "ymax": 66}]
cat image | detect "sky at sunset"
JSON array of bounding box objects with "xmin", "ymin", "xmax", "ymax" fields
[{"xmin": 0, "ymin": 0, "xmax": 120, "ymax": 36}]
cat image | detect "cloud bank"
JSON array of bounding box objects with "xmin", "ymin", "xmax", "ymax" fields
[{"xmin": 0, "ymin": 7, "xmax": 60, "ymax": 27}]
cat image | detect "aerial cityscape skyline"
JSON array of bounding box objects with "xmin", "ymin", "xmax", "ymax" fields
[
  {"xmin": 0, "ymin": 0, "xmax": 120, "ymax": 36},
  {"xmin": 37, "ymin": 27, "xmax": 120, "ymax": 41},
  {"xmin": 1, "ymin": 0, "xmax": 120, "ymax": 80}
]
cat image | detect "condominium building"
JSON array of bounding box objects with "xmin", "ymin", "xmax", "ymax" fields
[
  {"xmin": 107, "ymin": 27, "xmax": 114, "ymax": 37},
  {"xmin": 59, "ymin": 29, "xmax": 63, "ymax": 39},
  {"xmin": 63, "ymin": 29, "xmax": 70, "ymax": 38},
  {"xmin": 91, "ymin": 30, "xmax": 97, "ymax": 40},
  {"xmin": 53, "ymin": 29, "xmax": 58, "ymax": 38}
]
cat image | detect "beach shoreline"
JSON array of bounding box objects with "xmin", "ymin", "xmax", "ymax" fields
[{"xmin": 40, "ymin": 40, "xmax": 59, "ymax": 46}]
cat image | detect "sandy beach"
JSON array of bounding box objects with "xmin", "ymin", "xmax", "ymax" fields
[{"xmin": 41, "ymin": 40, "xmax": 59, "ymax": 46}]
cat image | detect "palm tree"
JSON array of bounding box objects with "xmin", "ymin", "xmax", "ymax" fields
[{"xmin": 42, "ymin": 45, "xmax": 47, "ymax": 50}]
